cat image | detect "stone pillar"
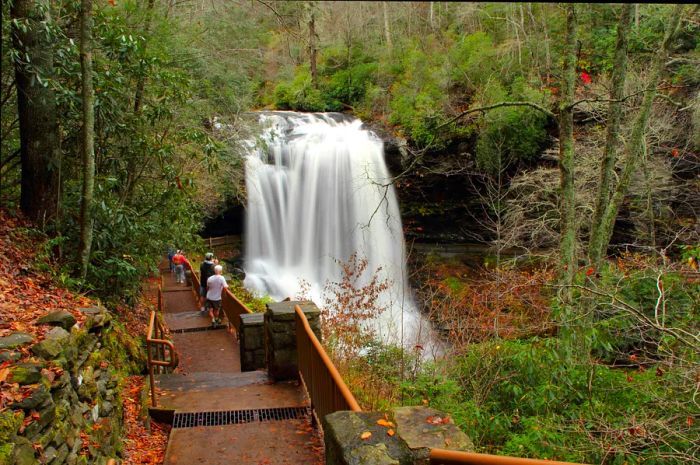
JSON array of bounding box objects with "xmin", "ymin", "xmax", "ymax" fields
[
  {"xmin": 239, "ymin": 313, "xmax": 265, "ymax": 372},
  {"xmin": 265, "ymin": 301, "xmax": 321, "ymax": 381},
  {"xmin": 323, "ymin": 406, "xmax": 473, "ymax": 465}
]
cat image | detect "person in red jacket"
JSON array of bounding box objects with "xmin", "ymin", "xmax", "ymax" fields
[{"xmin": 172, "ymin": 250, "xmax": 187, "ymax": 284}]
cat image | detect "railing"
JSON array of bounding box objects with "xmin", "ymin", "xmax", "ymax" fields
[
  {"xmin": 146, "ymin": 286, "xmax": 178, "ymax": 407},
  {"xmin": 185, "ymin": 261, "xmax": 202, "ymax": 302},
  {"xmin": 429, "ymin": 449, "xmax": 582, "ymax": 465},
  {"xmin": 184, "ymin": 261, "xmax": 252, "ymax": 334},
  {"xmin": 222, "ymin": 287, "xmax": 253, "ymax": 333},
  {"xmin": 294, "ymin": 304, "xmax": 362, "ymax": 422},
  {"xmin": 205, "ymin": 234, "xmax": 238, "ymax": 248}
]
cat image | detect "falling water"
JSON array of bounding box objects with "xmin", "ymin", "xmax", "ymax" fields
[{"xmin": 243, "ymin": 112, "xmax": 433, "ymax": 349}]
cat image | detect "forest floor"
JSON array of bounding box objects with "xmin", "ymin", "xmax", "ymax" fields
[{"xmin": 0, "ymin": 209, "xmax": 170, "ymax": 464}]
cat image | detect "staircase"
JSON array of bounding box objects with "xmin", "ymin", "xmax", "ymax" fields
[{"xmin": 153, "ymin": 267, "xmax": 323, "ymax": 465}]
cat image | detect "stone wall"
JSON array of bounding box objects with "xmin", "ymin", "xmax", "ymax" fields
[
  {"xmin": 1, "ymin": 307, "xmax": 144, "ymax": 465},
  {"xmin": 264, "ymin": 301, "xmax": 321, "ymax": 381},
  {"xmin": 239, "ymin": 313, "xmax": 265, "ymax": 372}
]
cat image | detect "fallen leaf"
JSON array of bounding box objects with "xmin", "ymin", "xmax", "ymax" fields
[
  {"xmin": 376, "ymin": 419, "xmax": 394, "ymax": 428},
  {"xmin": 360, "ymin": 431, "xmax": 372, "ymax": 440},
  {"xmin": 387, "ymin": 429, "xmax": 395, "ymax": 437}
]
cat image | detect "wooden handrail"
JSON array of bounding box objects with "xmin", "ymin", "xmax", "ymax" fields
[
  {"xmin": 429, "ymin": 449, "xmax": 584, "ymax": 465},
  {"xmin": 146, "ymin": 299, "xmax": 178, "ymax": 407},
  {"xmin": 295, "ymin": 304, "xmax": 361, "ymax": 420},
  {"xmin": 204, "ymin": 234, "xmax": 238, "ymax": 247},
  {"xmin": 222, "ymin": 287, "xmax": 253, "ymax": 333}
]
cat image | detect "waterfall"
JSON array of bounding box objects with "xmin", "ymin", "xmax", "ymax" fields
[{"xmin": 243, "ymin": 111, "xmax": 433, "ymax": 350}]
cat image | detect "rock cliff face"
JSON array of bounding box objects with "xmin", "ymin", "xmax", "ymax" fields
[
  {"xmin": 382, "ymin": 133, "xmax": 489, "ymax": 244},
  {"xmin": 1, "ymin": 307, "xmax": 144, "ymax": 465}
]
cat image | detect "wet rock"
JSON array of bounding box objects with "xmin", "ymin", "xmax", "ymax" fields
[
  {"xmin": 0, "ymin": 350, "xmax": 22, "ymax": 363},
  {"xmin": 42, "ymin": 446, "xmax": 58, "ymax": 463},
  {"xmin": 100, "ymin": 401, "xmax": 114, "ymax": 417},
  {"xmin": 11, "ymin": 437, "xmax": 37, "ymax": 465},
  {"xmin": 51, "ymin": 444, "xmax": 70, "ymax": 465},
  {"xmin": 79, "ymin": 306, "xmax": 103, "ymax": 315},
  {"xmin": 36, "ymin": 310, "xmax": 77, "ymax": 331},
  {"xmin": 10, "ymin": 384, "xmax": 51, "ymax": 410},
  {"xmin": 31, "ymin": 327, "xmax": 70, "ymax": 360},
  {"xmin": 0, "ymin": 332, "xmax": 34, "ymax": 350},
  {"xmin": 8, "ymin": 363, "xmax": 45, "ymax": 385}
]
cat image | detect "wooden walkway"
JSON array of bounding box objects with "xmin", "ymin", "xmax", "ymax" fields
[{"xmin": 157, "ymin": 269, "xmax": 323, "ymax": 465}]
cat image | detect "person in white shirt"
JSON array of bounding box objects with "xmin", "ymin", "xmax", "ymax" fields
[{"xmin": 206, "ymin": 265, "xmax": 229, "ymax": 326}]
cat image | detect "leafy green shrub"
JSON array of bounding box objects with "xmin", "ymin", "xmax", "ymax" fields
[
  {"xmin": 273, "ymin": 67, "xmax": 336, "ymax": 111},
  {"xmin": 387, "ymin": 46, "xmax": 449, "ymax": 147},
  {"xmin": 325, "ymin": 62, "xmax": 378, "ymax": 108},
  {"xmin": 475, "ymin": 79, "xmax": 550, "ymax": 174},
  {"xmin": 448, "ymin": 31, "xmax": 498, "ymax": 89}
]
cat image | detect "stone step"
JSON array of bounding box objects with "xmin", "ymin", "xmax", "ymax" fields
[{"xmin": 155, "ymin": 370, "xmax": 269, "ymax": 392}]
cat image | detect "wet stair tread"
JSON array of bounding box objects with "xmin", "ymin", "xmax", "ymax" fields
[
  {"xmin": 155, "ymin": 370, "xmax": 268, "ymax": 392},
  {"xmin": 164, "ymin": 311, "xmax": 213, "ymax": 331},
  {"xmin": 158, "ymin": 380, "xmax": 308, "ymax": 413}
]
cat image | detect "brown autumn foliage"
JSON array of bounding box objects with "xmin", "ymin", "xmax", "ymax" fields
[
  {"xmin": 0, "ymin": 209, "xmax": 89, "ymax": 351},
  {"xmin": 121, "ymin": 376, "xmax": 170, "ymax": 465},
  {"xmin": 415, "ymin": 259, "xmax": 556, "ymax": 348},
  {"xmin": 320, "ymin": 253, "xmax": 391, "ymax": 357}
]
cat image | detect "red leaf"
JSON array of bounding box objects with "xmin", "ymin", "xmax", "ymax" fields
[{"xmin": 580, "ymin": 71, "xmax": 592, "ymax": 85}]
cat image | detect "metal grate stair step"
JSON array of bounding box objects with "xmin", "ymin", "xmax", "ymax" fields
[{"xmin": 172, "ymin": 407, "xmax": 310, "ymax": 429}]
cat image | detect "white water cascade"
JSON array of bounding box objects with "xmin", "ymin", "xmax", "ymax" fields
[{"xmin": 243, "ymin": 112, "xmax": 433, "ymax": 350}]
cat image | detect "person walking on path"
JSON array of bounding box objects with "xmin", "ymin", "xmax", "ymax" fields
[
  {"xmin": 206, "ymin": 265, "xmax": 228, "ymax": 326},
  {"xmin": 199, "ymin": 253, "xmax": 216, "ymax": 313},
  {"xmin": 167, "ymin": 247, "xmax": 176, "ymax": 273},
  {"xmin": 172, "ymin": 250, "xmax": 187, "ymax": 284}
]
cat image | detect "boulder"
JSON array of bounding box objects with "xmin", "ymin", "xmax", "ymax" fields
[{"xmin": 36, "ymin": 310, "xmax": 77, "ymax": 331}]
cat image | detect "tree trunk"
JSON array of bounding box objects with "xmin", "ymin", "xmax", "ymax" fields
[
  {"xmin": 588, "ymin": 4, "xmax": 632, "ymax": 268},
  {"xmin": 590, "ymin": 4, "xmax": 684, "ymax": 266},
  {"xmin": 133, "ymin": 0, "xmax": 156, "ymax": 114},
  {"xmin": 558, "ymin": 3, "xmax": 578, "ymax": 296},
  {"xmin": 124, "ymin": 0, "xmax": 156, "ymax": 202},
  {"xmin": 306, "ymin": 2, "xmax": 318, "ymax": 89},
  {"xmin": 429, "ymin": 2, "xmax": 434, "ymax": 30},
  {"xmin": 78, "ymin": 0, "xmax": 95, "ymax": 280},
  {"xmin": 382, "ymin": 2, "xmax": 392, "ymax": 52},
  {"xmin": 10, "ymin": 0, "xmax": 61, "ymax": 226}
]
